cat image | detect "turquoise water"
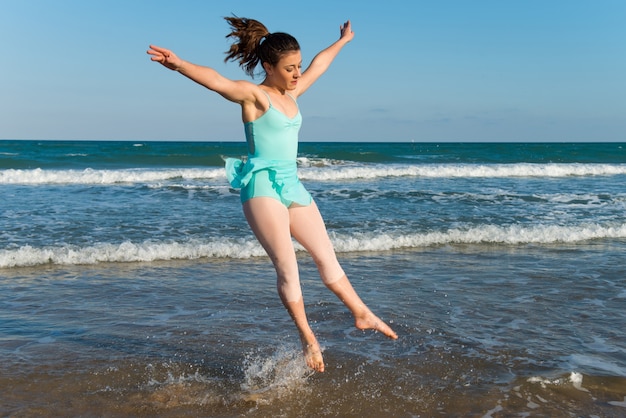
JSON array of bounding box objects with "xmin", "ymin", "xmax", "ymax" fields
[{"xmin": 1, "ymin": 140, "xmax": 626, "ymax": 416}]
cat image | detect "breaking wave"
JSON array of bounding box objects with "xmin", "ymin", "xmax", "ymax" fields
[
  {"xmin": 3, "ymin": 223, "xmax": 624, "ymax": 268},
  {"xmin": 2, "ymin": 163, "xmax": 625, "ymax": 185}
]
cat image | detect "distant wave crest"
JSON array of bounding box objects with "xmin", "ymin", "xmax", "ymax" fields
[
  {"xmin": 0, "ymin": 168, "xmax": 224, "ymax": 185},
  {"xmin": 299, "ymin": 163, "xmax": 626, "ymax": 181},
  {"xmin": 2, "ymin": 223, "xmax": 624, "ymax": 268},
  {"xmin": 2, "ymin": 163, "xmax": 625, "ymax": 185}
]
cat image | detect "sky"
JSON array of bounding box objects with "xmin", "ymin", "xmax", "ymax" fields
[{"xmin": 1, "ymin": 0, "xmax": 625, "ymax": 142}]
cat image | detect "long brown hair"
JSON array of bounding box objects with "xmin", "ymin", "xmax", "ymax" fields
[{"xmin": 224, "ymin": 16, "xmax": 300, "ymax": 78}]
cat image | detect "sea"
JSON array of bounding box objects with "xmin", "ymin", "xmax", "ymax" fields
[{"xmin": 1, "ymin": 140, "xmax": 625, "ymax": 417}]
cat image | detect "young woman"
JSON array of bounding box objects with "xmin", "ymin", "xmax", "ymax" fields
[{"xmin": 148, "ymin": 17, "xmax": 397, "ymax": 372}]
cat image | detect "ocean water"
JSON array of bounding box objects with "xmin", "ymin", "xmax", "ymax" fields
[{"xmin": 1, "ymin": 140, "xmax": 625, "ymax": 417}]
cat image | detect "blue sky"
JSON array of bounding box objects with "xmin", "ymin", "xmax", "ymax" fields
[{"xmin": 1, "ymin": 0, "xmax": 625, "ymax": 142}]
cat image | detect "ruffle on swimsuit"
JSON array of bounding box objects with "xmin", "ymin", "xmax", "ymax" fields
[{"xmin": 225, "ymin": 156, "xmax": 312, "ymax": 206}]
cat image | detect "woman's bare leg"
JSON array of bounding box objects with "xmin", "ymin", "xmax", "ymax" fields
[
  {"xmin": 283, "ymin": 299, "xmax": 324, "ymax": 372},
  {"xmin": 289, "ymin": 201, "xmax": 398, "ymax": 339},
  {"xmin": 243, "ymin": 197, "xmax": 325, "ymax": 372}
]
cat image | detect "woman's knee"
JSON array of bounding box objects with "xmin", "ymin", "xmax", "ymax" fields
[{"xmin": 313, "ymin": 257, "xmax": 345, "ymax": 284}]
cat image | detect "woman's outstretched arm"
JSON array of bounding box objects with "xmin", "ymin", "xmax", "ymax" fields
[
  {"xmin": 147, "ymin": 45, "xmax": 255, "ymax": 104},
  {"xmin": 296, "ymin": 20, "xmax": 354, "ymax": 96}
]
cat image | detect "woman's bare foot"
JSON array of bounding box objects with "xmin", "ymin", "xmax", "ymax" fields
[
  {"xmin": 325, "ymin": 276, "xmax": 398, "ymax": 340},
  {"xmin": 355, "ymin": 310, "xmax": 398, "ymax": 339},
  {"xmin": 283, "ymin": 298, "xmax": 325, "ymax": 372},
  {"xmin": 301, "ymin": 334, "xmax": 325, "ymax": 372}
]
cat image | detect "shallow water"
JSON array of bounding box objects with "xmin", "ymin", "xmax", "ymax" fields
[
  {"xmin": 2, "ymin": 141, "xmax": 625, "ymax": 416},
  {"xmin": 2, "ymin": 244, "xmax": 625, "ymax": 417}
]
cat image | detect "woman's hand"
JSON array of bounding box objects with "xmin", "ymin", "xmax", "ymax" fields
[
  {"xmin": 147, "ymin": 45, "xmax": 183, "ymax": 71},
  {"xmin": 339, "ymin": 20, "xmax": 354, "ymax": 43}
]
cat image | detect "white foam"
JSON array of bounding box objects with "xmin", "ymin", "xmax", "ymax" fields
[
  {"xmin": 527, "ymin": 372, "xmax": 587, "ymax": 391},
  {"xmin": 299, "ymin": 163, "xmax": 626, "ymax": 181},
  {"xmin": 2, "ymin": 222, "xmax": 625, "ymax": 268},
  {"xmin": 3, "ymin": 163, "xmax": 626, "ymax": 185},
  {"xmin": 330, "ymin": 222, "xmax": 626, "ymax": 253},
  {"xmin": 0, "ymin": 168, "xmax": 224, "ymax": 185},
  {"xmin": 296, "ymin": 156, "xmax": 345, "ymax": 167},
  {"xmin": 0, "ymin": 239, "xmax": 266, "ymax": 268}
]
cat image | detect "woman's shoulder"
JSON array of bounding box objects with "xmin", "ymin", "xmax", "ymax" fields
[{"xmin": 241, "ymin": 84, "xmax": 272, "ymax": 122}]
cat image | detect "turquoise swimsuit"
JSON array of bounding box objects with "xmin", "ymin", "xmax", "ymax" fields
[{"xmin": 225, "ymin": 92, "xmax": 312, "ymax": 207}]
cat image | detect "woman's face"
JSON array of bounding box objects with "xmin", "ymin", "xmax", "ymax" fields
[{"xmin": 266, "ymin": 50, "xmax": 302, "ymax": 91}]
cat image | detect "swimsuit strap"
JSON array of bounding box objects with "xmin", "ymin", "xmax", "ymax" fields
[
  {"xmin": 261, "ymin": 90, "xmax": 273, "ymax": 108},
  {"xmin": 285, "ymin": 92, "xmax": 297, "ymax": 104},
  {"xmin": 261, "ymin": 90, "xmax": 298, "ymax": 109}
]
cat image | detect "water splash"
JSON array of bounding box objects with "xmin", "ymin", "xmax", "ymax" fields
[{"xmin": 239, "ymin": 345, "xmax": 314, "ymax": 404}]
